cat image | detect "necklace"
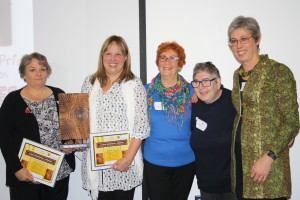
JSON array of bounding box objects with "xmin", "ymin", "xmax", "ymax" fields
[
  {"xmin": 26, "ymin": 86, "xmax": 47, "ymax": 102},
  {"xmin": 238, "ymin": 67, "xmax": 253, "ymax": 77},
  {"xmin": 147, "ymin": 74, "xmax": 191, "ymax": 129}
]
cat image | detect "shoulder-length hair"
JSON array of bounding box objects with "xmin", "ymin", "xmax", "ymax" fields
[
  {"xmin": 155, "ymin": 42, "xmax": 186, "ymax": 68},
  {"xmin": 91, "ymin": 35, "xmax": 134, "ymax": 86}
]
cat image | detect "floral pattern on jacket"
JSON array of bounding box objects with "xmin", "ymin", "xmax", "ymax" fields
[{"xmin": 231, "ymin": 54, "xmax": 300, "ymax": 199}]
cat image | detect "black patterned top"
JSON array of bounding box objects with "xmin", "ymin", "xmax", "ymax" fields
[{"xmin": 24, "ymin": 94, "xmax": 72, "ymax": 181}]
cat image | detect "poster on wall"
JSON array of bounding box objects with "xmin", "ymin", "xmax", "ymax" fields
[{"xmin": 0, "ymin": 0, "xmax": 34, "ymax": 106}]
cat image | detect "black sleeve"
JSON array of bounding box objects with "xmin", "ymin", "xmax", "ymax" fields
[{"xmin": 0, "ymin": 94, "xmax": 23, "ymax": 174}]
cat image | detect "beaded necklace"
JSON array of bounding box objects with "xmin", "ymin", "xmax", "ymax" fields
[
  {"xmin": 147, "ymin": 74, "xmax": 191, "ymax": 129},
  {"xmin": 238, "ymin": 66, "xmax": 253, "ymax": 77}
]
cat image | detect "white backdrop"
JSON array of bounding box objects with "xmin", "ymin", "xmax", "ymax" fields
[{"xmin": 0, "ymin": 0, "xmax": 299, "ymax": 200}]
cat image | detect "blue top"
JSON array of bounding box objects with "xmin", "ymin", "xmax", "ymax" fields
[{"xmin": 143, "ymin": 83, "xmax": 195, "ymax": 167}]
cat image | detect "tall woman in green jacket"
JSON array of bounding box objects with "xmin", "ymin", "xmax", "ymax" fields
[{"xmin": 227, "ymin": 16, "xmax": 299, "ymax": 200}]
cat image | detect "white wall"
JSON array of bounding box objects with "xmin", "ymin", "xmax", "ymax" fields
[
  {"xmin": 0, "ymin": 0, "xmax": 299, "ymax": 200},
  {"xmin": 34, "ymin": 0, "xmax": 140, "ymax": 93}
]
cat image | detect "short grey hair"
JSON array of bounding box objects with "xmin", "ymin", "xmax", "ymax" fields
[
  {"xmin": 193, "ymin": 62, "xmax": 220, "ymax": 79},
  {"xmin": 19, "ymin": 52, "xmax": 52, "ymax": 81},
  {"xmin": 228, "ymin": 16, "xmax": 261, "ymax": 42}
]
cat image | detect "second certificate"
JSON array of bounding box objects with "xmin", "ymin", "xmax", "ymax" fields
[{"xmin": 90, "ymin": 131, "xmax": 132, "ymax": 170}]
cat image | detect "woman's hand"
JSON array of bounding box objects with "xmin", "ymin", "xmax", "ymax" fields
[
  {"xmin": 110, "ymin": 138, "xmax": 142, "ymax": 172},
  {"xmin": 60, "ymin": 140, "xmax": 75, "ymax": 155},
  {"xmin": 110, "ymin": 157, "xmax": 133, "ymax": 172},
  {"xmin": 250, "ymin": 154, "xmax": 274, "ymax": 183},
  {"xmin": 15, "ymin": 168, "xmax": 36, "ymax": 183},
  {"xmin": 74, "ymin": 139, "xmax": 88, "ymax": 151},
  {"xmin": 191, "ymin": 93, "xmax": 198, "ymax": 103}
]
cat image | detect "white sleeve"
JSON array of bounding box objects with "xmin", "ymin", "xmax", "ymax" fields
[
  {"xmin": 131, "ymin": 78, "xmax": 150, "ymax": 140},
  {"xmin": 81, "ymin": 75, "xmax": 93, "ymax": 93}
]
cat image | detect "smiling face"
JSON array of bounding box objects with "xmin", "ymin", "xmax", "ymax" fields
[
  {"xmin": 193, "ymin": 71, "xmax": 221, "ymax": 104},
  {"xmin": 230, "ymin": 27, "xmax": 260, "ymax": 68},
  {"xmin": 103, "ymin": 41, "xmax": 126, "ymax": 79},
  {"xmin": 23, "ymin": 58, "xmax": 48, "ymax": 87},
  {"xmin": 157, "ymin": 49, "xmax": 182, "ymax": 80}
]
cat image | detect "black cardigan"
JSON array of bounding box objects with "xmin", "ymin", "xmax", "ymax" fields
[{"xmin": 0, "ymin": 86, "xmax": 75, "ymax": 186}]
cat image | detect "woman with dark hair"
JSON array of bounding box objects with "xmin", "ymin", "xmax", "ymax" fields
[
  {"xmin": 0, "ymin": 52, "xmax": 75, "ymax": 200},
  {"xmin": 143, "ymin": 41, "xmax": 195, "ymax": 200},
  {"xmin": 228, "ymin": 16, "xmax": 299, "ymax": 200},
  {"xmin": 80, "ymin": 35, "xmax": 150, "ymax": 200}
]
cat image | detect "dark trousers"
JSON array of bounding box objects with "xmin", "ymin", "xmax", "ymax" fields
[
  {"xmin": 144, "ymin": 159, "xmax": 195, "ymax": 200},
  {"xmin": 9, "ymin": 176, "xmax": 70, "ymax": 200},
  {"xmin": 200, "ymin": 190, "xmax": 237, "ymax": 200},
  {"xmin": 97, "ymin": 188, "xmax": 135, "ymax": 200}
]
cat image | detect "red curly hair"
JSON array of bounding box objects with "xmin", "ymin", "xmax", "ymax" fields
[{"xmin": 155, "ymin": 42, "xmax": 186, "ymax": 68}]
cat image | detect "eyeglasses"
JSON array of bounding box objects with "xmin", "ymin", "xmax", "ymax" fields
[
  {"xmin": 191, "ymin": 78, "xmax": 216, "ymax": 88},
  {"xmin": 158, "ymin": 56, "xmax": 180, "ymax": 63},
  {"xmin": 228, "ymin": 36, "xmax": 252, "ymax": 47}
]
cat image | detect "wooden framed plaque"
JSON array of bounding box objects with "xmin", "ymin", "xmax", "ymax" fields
[{"xmin": 58, "ymin": 93, "xmax": 90, "ymax": 148}]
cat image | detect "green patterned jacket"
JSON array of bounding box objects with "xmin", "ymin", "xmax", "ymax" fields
[{"xmin": 231, "ymin": 54, "xmax": 300, "ymax": 199}]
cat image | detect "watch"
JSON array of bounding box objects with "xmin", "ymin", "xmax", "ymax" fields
[{"xmin": 267, "ymin": 150, "xmax": 277, "ymax": 160}]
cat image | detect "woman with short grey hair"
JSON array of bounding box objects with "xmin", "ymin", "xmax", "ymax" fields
[
  {"xmin": 228, "ymin": 15, "xmax": 299, "ymax": 200},
  {"xmin": 191, "ymin": 61, "xmax": 237, "ymax": 200}
]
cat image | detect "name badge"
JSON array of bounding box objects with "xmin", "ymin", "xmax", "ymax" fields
[
  {"xmin": 196, "ymin": 117, "xmax": 207, "ymax": 131},
  {"xmin": 154, "ymin": 102, "xmax": 164, "ymax": 110}
]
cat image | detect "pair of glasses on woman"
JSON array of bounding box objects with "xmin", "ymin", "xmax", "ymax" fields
[
  {"xmin": 191, "ymin": 78, "xmax": 216, "ymax": 88},
  {"xmin": 228, "ymin": 36, "xmax": 252, "ymax": 47},
  {"xmin": 158, "ymin": 56, "xmax": 180, "ymax": 63}
]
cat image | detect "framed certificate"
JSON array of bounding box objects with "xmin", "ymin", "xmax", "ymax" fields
[
  {"xmin": 18, "ymin": 138, "xmax": 65, "ymax": 187},
  {"xmin": 90, "ymin": 131, "xmax": 132, "ymax": 170}
]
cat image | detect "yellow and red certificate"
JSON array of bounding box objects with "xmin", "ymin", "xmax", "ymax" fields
[
  {"xmin": 18, "ymin": 138, "xmax": 65, "ymax": 187},
  {"xmin": 90, "ymin": 131, "xmax": 133, "ymax": 170}
]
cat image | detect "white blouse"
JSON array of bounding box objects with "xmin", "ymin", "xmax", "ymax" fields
[{"xmin": 80, "ymin": 75, "xmax": 150, "ymax": 193}]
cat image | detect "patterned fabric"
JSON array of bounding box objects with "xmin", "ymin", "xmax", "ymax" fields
[
  {"xmin": 24, "ymin": 94, "xmax": 72, "ymax": 181},
  {"xmin": 147, "ymin": 73, "xmax": 191, "ymax": 129},
  {"xmin": 80, "ymin": 75, "xmax": 149, "ymax": 192},
  {"xmin": 231, "ymin": 54, "xmax": 300, "ymax": 198}
]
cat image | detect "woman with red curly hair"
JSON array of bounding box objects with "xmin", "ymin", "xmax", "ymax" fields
[{"xmin": 143, "ymin": 42, "xmax": 195, "ymax": 200}]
